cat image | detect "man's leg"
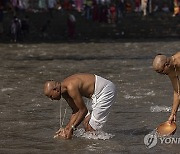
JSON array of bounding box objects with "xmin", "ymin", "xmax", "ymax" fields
[{"xmin": 83, "ymin": 114, "xmax": 95, "ymax": 131}]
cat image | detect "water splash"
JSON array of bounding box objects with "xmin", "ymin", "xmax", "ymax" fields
[
  {"xmin": 150, "ymin": 105, "xmax": 171, "ymax": 112},
  {"xmin": 124, "ymin": 94, "xmax": 142, "ymax": 99},
  {"xmin": 1, "ymin": 88, "xmax": 15, "ymax": 92},
  {"xmin": 150, "ymin": 105, "xmax": 180, "ymax": 112},
  {"xmin": 74, "ymin": 128, "xmax": 114, "ymax": 140},
  {"xmin": 147, "ymin": 128, "xmax": 176, "ymax": 138},
  {"xmin": 145, "ymin": 91, "xmax": 155, "ymax": 96},
  {"xmin": 148, "ymin": 129, "xmax": 158, "ymax": 136}
]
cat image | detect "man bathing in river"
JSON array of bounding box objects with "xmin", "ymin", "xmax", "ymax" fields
[
  {"xmin": 44, "ymin": 73, "xmax": 116, "ymax": 139},
  {"xmin": 153, "ymin": 52, "xmax": 180, "ymax": 124}
]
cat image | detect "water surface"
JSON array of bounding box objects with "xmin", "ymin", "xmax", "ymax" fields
[{"xmin": 0, "ymin": 40, "xmax": 180, "ymax": 153}]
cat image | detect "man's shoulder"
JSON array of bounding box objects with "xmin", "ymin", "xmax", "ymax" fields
[{"xmin": 174, "ymin": 52, "xmax": 180, "ymax": 57}]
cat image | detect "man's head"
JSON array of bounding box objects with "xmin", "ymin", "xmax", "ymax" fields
[
  {"xmin": 153, "ymin": 54, "xmax": 171, "ymax": 75},
  {"xmin": 44, "ymin": 80, "xmax": 61, "ymax": 100}
]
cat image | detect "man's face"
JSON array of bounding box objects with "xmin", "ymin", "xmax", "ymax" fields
[
  {"xmin": 156, "ymin": 62, "xmax": 169, "ymax": 75},
  {"xmin": 49, "ymin": 89, "xmax": 61, "ymax": 100},
  {"xmin": 156, "ymin": 58, "xmax": 171, "ymax": 75}
]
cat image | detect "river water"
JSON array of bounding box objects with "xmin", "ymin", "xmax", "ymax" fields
[{"xmin": 0, "ymin": 40, "xmax": 180, "ymax": 153}]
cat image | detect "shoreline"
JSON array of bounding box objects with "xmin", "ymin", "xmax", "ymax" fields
[{"xmin": 0, "ymin": 10, "xmax": 179, "ymax": 43}]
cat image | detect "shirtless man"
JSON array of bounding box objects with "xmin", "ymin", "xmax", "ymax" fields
[
  {"xmin": 153, "ymin": 52, "xmax": 180, "ymax": 124},
  {"xmin": 44, "ymin": 73, "xmax": 116, "ymax": 139}
]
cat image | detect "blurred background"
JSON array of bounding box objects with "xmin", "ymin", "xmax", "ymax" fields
[{"xmin": 0, "ymin": 0, "xmax": 179, "ymax": 43}]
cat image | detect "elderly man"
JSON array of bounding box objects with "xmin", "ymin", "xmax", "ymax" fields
[
  {"xmin": 44, "ymin": 73, "xmax": 116, "ymax": 139},
  {"xmin": 153, "ymin": 52, "xmax": 180, "ymax": 124}
]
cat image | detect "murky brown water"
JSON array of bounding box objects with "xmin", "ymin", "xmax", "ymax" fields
[{"xmin": 0, "ymin": 40, "xmax": 180, "ymax": 153}]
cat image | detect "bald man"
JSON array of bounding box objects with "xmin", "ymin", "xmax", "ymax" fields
[
  {"xmin": 153, "ymin": 52, "xmax": 180, "ymax": 124},
  {"xmin": 44, "ymin": 73, "xmax": 116, "ymax": 139}
]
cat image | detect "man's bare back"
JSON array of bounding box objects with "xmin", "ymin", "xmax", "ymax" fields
[{"xmin": 61, "ymin": 73, "xmax": 95, "ymax": 98}]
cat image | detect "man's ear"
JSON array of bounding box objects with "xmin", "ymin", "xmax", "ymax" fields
[{"xmin": 53, "ymin": 87, "xmax": 60, "ymax": 92}]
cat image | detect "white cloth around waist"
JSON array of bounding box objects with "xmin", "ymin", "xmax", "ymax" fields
[{"xmin": 84, "ymin": 75, "xmax": 116, "ymax": 130}]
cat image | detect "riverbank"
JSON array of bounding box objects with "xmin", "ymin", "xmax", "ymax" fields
[{"xmin": 0, "ymin": 10, "xmax": 179, "ymax": 43}]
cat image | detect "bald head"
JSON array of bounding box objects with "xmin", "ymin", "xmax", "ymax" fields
[
  {"xmin": 153, "ymin": 54, "xmax": 167, "ymax": 72},
  {"xmin": 44, "ymin": 80, "xmax": 61, "ymax": 100},
  {"xmin": 44, "ymin": 80, "xmax": 56, "ymax": 96}
]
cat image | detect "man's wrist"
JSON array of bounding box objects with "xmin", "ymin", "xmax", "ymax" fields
[
  {"xmin": 171, "ymin": 112, "xmax": 176, "ymax": 115},
  {"xmin": 71, "ymin": 125, "xmax": 77, "ymax": 131}
]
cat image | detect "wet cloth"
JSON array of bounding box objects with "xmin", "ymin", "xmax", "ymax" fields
[{"xmin": 85, "ymin": 75, "xmax": 116, "ymax": 130}]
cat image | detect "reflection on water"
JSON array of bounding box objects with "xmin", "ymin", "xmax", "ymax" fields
[{"xmin": 0, "ymin": 41, "xmax": 180, "ymax": 153}]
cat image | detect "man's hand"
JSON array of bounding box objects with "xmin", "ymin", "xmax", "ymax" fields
[
  {"xmin": 55, "ymin": 127, "xmax": 64, "ymax": 134},
  {"xmin": 54, "ymin": 127, "xmax": 73, "ymax": 139},
  {"xmin": 167, "ymin": 113, "xmax": 176, "ymax": 124},
  {"xmin": 64, "ymin": 127, "xmax": 73, "ymax": 139},
  {"xmin": 54, "ymin": 128, "xmax": 66, "ymax": 139}
]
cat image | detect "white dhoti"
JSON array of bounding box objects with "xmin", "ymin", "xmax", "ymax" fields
[{"xmin": 85, "ymin": 75, "xmax": 116, "ymax": 130}]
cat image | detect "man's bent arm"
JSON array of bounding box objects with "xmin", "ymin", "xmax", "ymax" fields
[
  {"xmin": 68, "ymin": 87, "xmax": 88, "ymax": 129},
  {"xmin": 171, "ymin": 91, "xmax": 180, "ymax": 115},
  {"xmin": 168, "ymin": 91, "xmax": 180, "ymax": 123},
  {"xmin": 63, "ymin": 96, "xmax": 80, "ymax": 130},
  {"xmin": 73, "ymin": 107, "xmax": 88, "ymax": 128},
  {"xmin": 168, "ymin": 76, "xmax": 180, "ymax": 122},
  {"xmin": 65, "ymin": 111, "xmax": 79, "ymax": 130}
]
